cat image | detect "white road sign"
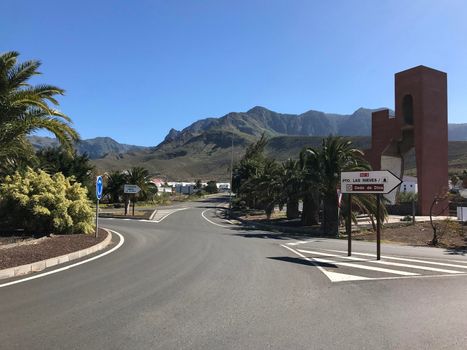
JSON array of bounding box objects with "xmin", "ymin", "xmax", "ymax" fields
[
  {"xmin": 124, "ymin": 184, "xmax": 141, "ymax": 194},
  {"xmin": 340, "ymin": 170, "xmax": 402, "ymax": 194}
]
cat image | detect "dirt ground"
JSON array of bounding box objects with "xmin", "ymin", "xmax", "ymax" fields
[
  {"xmin": 237, "ymin": 210, "xmax": 466, "ymax": 249},
  {"xmin": 354, "ymin": 221, "xmax": 466, "ymax": 249},
  {"xmin": 0, "ymin": 229, "xmax": 108, "ymax": 269}
]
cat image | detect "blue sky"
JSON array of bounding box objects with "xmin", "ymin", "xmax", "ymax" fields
[{"xmin": 2, "ymin": 0, "xmax": 467, "ymax": 146}]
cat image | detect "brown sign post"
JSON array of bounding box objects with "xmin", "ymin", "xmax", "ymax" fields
[{"xmin": 341, "ymin": 170, "xmax": 402, "ymax": 260}]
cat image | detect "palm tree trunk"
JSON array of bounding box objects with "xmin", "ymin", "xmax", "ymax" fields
[
  {"xmin": 323, "ymin": 193, "xmax": 339, "ymax": 237},
  {"xmin": 301, "ymin": 192, "xmax": 319, "ymax": 226},
  {"xmin": 286, "ymin": 198, "xmax": 299, "ymax": 219},
  {"xmin": 266, "ymin": 203, "xmax": 274, "ymax": 220},
  {"xmin": 124, "ymin": 195, "xmax": 130, "ymax": 215}
]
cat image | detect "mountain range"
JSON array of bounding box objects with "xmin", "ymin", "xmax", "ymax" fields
[
  {"xmin": 29, "ymin": 106, "xmax": 467, "ymax": 180},
  {"xmin": 28, "ymin": 136, "xmax": 147, "ymax": 159}
]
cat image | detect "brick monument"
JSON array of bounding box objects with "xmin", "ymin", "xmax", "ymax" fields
[{"xmin": 366, "ymin": 66, "xmax": 448, "ymax": 215}]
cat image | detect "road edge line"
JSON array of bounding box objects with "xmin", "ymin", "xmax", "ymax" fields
[
  {"xmin": 201, "ymin": 208, "xmax": 231, "ymax": 228},
  {"xmin": 0, "ymin": 229, "xmax": 125, "ymax": 288}
]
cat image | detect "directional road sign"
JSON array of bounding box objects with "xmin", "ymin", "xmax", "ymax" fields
[
  {"xmin": 96, "ymin": 176, "xmax": 103, "ymax": 200},
  {"xmin": 124, "ymin": 184, "xmax": 141, "ymax": 194},
  {"xmin": 340, "ymin": 170, "xmax": 402, "ymax": 194}
]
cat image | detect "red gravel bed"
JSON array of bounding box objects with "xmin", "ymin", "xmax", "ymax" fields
[{"xmin": 0, "ymin": 229, "xmax": 108, "ymax": 270}]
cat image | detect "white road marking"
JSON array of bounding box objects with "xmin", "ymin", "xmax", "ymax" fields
[
  {"xmin": 282, "ymin": 245, "xmax": 467, "ymax": 283},
  {"xmin": 286, "ymin": 241, "xmax": 312, "ymax": 246},
  {"xmin": 307, "ymin": 256, "xmax": 419, "ymax": 276},
  {"xmin": 298, "ymin": 249, "xmax": 463, "ymax": 274},
  {"xmin": 0, "ymin": 229, "xmax": 125, "ymax": 289},
  {"xmin": 370, "ymin": 260, "xmax": 464, "ymax": 274},
  {"xmin": 201, "ymin": 209, "xmax": 232, "ymax": 228},
  {"xmin": 281, "ymin": 245, "xmax": 370, "ymax": 282},
  {"xmin": 102, "ymin": 208, "xmax": 188, "ymax": 223},
  {"xmin": 325, "ymin": 249, "xmax": 467, "ymax": 270},
  {"xmin": 297, "ymin": 249, "xmax": 372, "ymax": 262},
  {"xmin": 152, "ymin": 208, "xmax": 189, "ymax": 223}
]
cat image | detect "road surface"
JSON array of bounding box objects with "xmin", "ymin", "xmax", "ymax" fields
[{"xmin": 1, "ymin": 196, "xmax": 467, "ymax": 349}]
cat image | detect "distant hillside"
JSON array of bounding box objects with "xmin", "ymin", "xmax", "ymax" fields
[
  {"xmin": 29, "ymin": 105, "xmax": 467, "ymax": 179},
  {"xmin": 28, "ymin": 136, "xmax": 148, "ymax": 159},
  {"xmin": 92, "ymin": 133, "xmax": 467, "ymax": 180},
  {"xmin": 157, "ymin": 106, "xmax": 467, "ymax": 149},
  {"xmin": 154, "ymin": 106, "xmax": 381, "ymax": 153}
]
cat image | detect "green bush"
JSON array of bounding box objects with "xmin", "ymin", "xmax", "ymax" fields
[
  {"xmin": 0, "ymin": 168, "xmax": 94, "ymax": 234},
  {"xmin": 398, "ymin": 191, "xmax": 418, "ymax": 203}
]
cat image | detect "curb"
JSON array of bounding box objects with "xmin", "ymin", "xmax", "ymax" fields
[
  {"xmin": 0, "ymin": 229, "xmax": 113, "ymax": 280},
  {"xmin": 227, "ymin": 211, "xmax": 325, "ymax": 236}
]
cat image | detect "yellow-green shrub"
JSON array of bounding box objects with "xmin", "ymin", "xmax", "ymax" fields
[{"xmin": 0, "ymin": 168, "xmax": 94, "ymax": 234}]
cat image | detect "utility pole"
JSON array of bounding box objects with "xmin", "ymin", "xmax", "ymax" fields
[{"xmin": 229, "ymin": 128, "xmax": 234, "ymax": 217}]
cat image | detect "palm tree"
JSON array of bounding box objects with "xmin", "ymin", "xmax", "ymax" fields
[
  {"xmin": 306, "ymin": 136, "xmax": 371, "ymax": 236},
  {"xmin": 253, "ymin": 159, "xmax": 282, "ymax": 220},
  {"xmin": 124, "ymin": 167, "xmax": 157, "ymax": 215},
  {"xmin": 0, "ymin": 51, "xmax": 78, "ymax": 167},
  {"xmin": 104, "ymin": 171, "xmax": 126, "ymax": 203},
  {"xmin": 232, "ymin": 133, "xmax": 269, "ymax": 209},
  {"xmin": 300, "ymin": 148, "xmax": 321, "ymax": 226},
  {"xmin": 280, "ymin": 159, "xmax": 303, "ymax": 219}
]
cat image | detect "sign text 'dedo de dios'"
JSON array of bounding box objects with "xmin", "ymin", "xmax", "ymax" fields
[{"xmin": 340, "ymin": 170, "xmax": 402, "ymax": 194}]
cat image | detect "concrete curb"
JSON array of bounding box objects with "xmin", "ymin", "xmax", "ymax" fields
[
  {"xmin": 0, "ymin": 229, "xmax": 113, "ymax": 281},
  {"xmin": 225, "ymin": 210, "xmax": 324, "ymax": 236},
  {"xmin": 149, "ymin": 208, "xmax": 158, "ymax": 220}
]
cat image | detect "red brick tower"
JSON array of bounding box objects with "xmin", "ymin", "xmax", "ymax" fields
[{"xmin": 366, "ymin": 66, "xmax": 448, "ymax": 215}]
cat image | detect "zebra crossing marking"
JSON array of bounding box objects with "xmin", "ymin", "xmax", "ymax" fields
[
  {"xmin": 325, "ymin": 249, "xmax": 467, "ymax": 270},
  {"xmin": 297, "ymin": 249, "xmax": 465, "ymax": 274},
  {"xmin": 282, "ymin": 245, "xmax": 467, "ymax": 283},
  {"xmin": 281, "ymin": 245, "xmax": 370, "ymax": 282}
]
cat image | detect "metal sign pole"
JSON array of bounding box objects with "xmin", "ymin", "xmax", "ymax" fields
[
  {"xmin": 95, "ymin": 199, "xmax": 99, "ymax": 238},
  {"xmin": 346, "ymin": 194, "xmax": 352, "ymax": 256},
  {"xmin": 95, "ymin": 175, "xmax": 103, "ymax": 239},
  {"xmin": 376, "ymin": 193, "xmax": 381, "ymax": 260}
]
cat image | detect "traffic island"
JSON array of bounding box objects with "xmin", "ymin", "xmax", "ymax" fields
[
  {"xmin": 0, "ymin": 228, "xmax": 112, "ymax": 280},
  {"xmin": 350, "ymin": 221, "xmax": 467, "ymax": 250}
]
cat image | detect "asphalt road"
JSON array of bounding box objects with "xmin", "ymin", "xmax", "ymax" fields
[{"xmin": 1, "ymin": 196, "xmax": 467, "ymax": 349}]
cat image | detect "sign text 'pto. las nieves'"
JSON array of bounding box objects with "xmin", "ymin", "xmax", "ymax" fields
[{"xmin": 340, "ymin": 170, "xmax": 402, "ymax": 194}]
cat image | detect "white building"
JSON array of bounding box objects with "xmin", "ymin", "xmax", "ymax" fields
[
  {"xmin": 217, "ymin": 183, "xmax": 231, "ymax": 192},
  {"xmin": 167, "ymin": 182, "xmax": 196, "ymax": 195},
  {"xmin": 150, "ymin": 178, "xmax": 173, "ymax": 195},
  {"xmin": 400, "ymin": 176, "xmax": 417, "ymax": 193}
]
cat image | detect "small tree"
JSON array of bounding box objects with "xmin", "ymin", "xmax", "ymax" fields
[
  {"xmin": 124, "ymin": 167, "xmax": 157, "ymax": 214},
  {"xmin": 105, "ymin": 171, "xmax": 126, "ymax": 203},
  {"xmin": 0, "ymin": 168, "xmax": 94, "ymax": 234},
  {"xmin": 280, "ymin": 159, "xmax": 302, "ymax": 219},
  {"xmin": 36, "ymin": 147, "xmax": 94, "ymax": 188},
  {"xmin": 205, "ymin": 181, "xmax": 218, "ymax": 194},
  {"xmin": 253, "ymin": 159, "xmax": 282, "ymax": 219}
]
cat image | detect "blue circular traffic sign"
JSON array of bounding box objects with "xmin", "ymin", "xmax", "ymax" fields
[{"xmin": 96, "ymin": 176, "xmax": 103, "ymax": 200}]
